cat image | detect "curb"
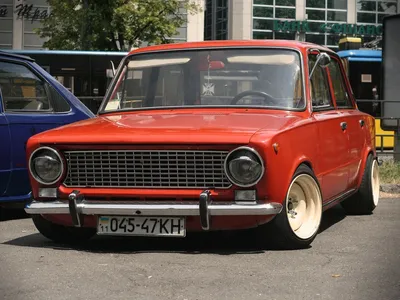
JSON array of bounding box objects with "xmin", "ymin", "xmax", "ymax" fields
[{"xmin": 380, "ymin": 184, "xmax": 400, "ymax": 194}]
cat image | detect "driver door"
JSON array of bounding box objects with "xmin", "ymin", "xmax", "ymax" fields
[
  {"xmin": 309, "ymin": 53, "xmax": 350, "ymax": 201},
  {"xmin": 0, "ymin": 59, "xmax": 67, "ymax": 198}
]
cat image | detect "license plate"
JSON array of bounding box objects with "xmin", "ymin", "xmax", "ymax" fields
[{"xmin": 97, "ymin": 216, "xmax": 186, "ymax": 237}]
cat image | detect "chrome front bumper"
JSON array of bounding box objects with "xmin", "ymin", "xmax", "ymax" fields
[{"xmin": 25, "ymin": 190, "xmax": 283, "ymax": 230}]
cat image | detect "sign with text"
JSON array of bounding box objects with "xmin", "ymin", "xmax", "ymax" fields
[
  {"xmin": 0, "ymin": 5, "xmax": 7, "ymax": 17},
  {"xmin": 273, "ymin": 20, "xmax": 382, "ymax": 36},
  {"xmin": 0, "ymin": 3, "xmax": 49, "ymax": 22}
]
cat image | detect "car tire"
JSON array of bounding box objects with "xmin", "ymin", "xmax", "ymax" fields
[
  {"xmin": 259, "ymin": 164, "xmax": 323, "ymax": 250},
  {"xmin": 341, "ymin": 154, "xmax": 380, "ymax": 215},
  {"xmin": 32, "ymin": 214, "xmax": 96, "ymax": 244}
]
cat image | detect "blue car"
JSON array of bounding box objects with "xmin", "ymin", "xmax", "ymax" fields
[{"xmin": 0, "ymin": 51, "xmax": 94, "ymax": 208}]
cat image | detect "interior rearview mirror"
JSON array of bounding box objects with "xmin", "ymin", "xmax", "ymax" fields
[
  {"xmin": 309, "ymin": 53, "xmax": 331, "ymax": 79},
  {"xmin": 198, "ymin": 60, "xmax": 225, "ymax": 71}
]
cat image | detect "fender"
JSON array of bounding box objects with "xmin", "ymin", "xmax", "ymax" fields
[{"xmin": 355, "ymin": 145, "xmax": 376, "ymax": 189}]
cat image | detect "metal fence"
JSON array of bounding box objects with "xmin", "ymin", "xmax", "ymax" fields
[
  {"xmin": 374, "ymin": 117, "xmax": 400, "ymax": 156},
  {"xmin": 355, "ymin": 99, "xmax": 400, "ymax": 157}
]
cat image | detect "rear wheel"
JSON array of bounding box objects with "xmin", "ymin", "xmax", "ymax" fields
[
  {"xmin": 260, "ymin": 165, "xmax": 323, "ymax": 249},
  {"xmin": 341, "ymin": 154, "xmax": 380, "ymax": 215},
  {"xmin": 32, "ymin": 214, "xmax": 96, "ymax": 244}
]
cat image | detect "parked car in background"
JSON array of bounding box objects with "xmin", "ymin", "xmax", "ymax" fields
[
  {"xmin": 0, "ymin": 51, "xmax": 94, "ymax": 210},
  {"xmin": 24, "ymin": 40, "xmax": 379, "ymax": 249}
]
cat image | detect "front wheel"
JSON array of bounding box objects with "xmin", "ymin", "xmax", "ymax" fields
[
  {"xmin": 32, "ymin": 215, "xmax": 96, "ymax": 244},
  {"xmin": 341, "ymin": 154, "xmax": 380, "ymax": 215},
  {"xmin": 260, "ymin": 165, "xmax": 323, "ymax": 249}
]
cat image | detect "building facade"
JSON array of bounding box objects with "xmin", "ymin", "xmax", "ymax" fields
[
  {"xmin": 209, "ymin": 0, "xmax": 400, "ymax": 50},
  {"xmin": 0, "ymin": 0, "xmax": 399, "ymax": 50},
  {"xmin": 0, "ymin": 0, "xmax": 205, "ymax": 49},
  {"xmin": 251, "ymin": 0, "xmax": 399, "ymax": 49},
  {"xmin": 0, "ymin": 0, "xmax": 50, "ymax": 49}
]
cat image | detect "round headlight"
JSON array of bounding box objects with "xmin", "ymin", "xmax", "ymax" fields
[
  {"xmin": 224, "ymin": 147, "xmax": 264, "ymax": 187},
  {"xmin": 29, "ymin": 147, "xmax": 63, "ymax": 185}
]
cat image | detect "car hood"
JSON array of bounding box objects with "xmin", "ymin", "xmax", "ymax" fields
[{"xmin": 33, "ymin": 109, "xmax": 304, "ymax": 145}]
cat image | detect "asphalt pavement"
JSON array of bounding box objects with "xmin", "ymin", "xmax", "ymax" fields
[{"xmin": 0, "ymin": 198, "xmax": 399, "ymax": 300}]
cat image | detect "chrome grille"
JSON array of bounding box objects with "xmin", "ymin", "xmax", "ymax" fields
[{"xmin": 63, "ymin": 150, "xmax": 232, "ymax": 189}]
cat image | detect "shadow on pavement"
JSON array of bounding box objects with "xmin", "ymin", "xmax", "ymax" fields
[
  {"xmin": 3, "ymin": 204, "xmax": 346, "ymax": 254},
  {"xmin": 318, "ymin": 204, "xmax": 347, "ymax": 233},
  {"xmin": 0, "ymin": 207, "xmax": 29, "ymax": 222}
]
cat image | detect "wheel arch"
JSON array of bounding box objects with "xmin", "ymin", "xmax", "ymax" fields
[
  {"xmin": 299, "ymin": 160, "xmax": 313, "ymax": 172},
  {"xmin": 290, "ymin": 156, "xmax": 316, "ymax": 179},
  {"xmin": 356, "ymin": 147, "xmax": 376, "ymax": 189}
]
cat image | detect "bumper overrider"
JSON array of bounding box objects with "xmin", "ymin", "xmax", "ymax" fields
[{"xmin": 25, "ymin": 190, "xmax": 283, "ymax": 230}]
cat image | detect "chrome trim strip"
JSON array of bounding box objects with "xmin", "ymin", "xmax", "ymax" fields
[
  {"xmin": 322, "ymin": 189, "xmax": 356, "ymax": 208},
  {"xmin": 25, "ymin": 200, "xmax": 283, "ymax": 216},
  {"xmin": 26, "ymin": 201, "xmax": 71, "ymax": 214},
  {"xmin": 199, "ymin": 190, "xmax": 211, "ymax": 230},
  {"xmin": 99, "ymin": 46, "xmax": 307, "ymax": 114}
]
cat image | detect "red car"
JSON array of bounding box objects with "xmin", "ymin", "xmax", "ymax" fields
[{"xmin": 24, "ymin": 40, "xmax": 380, "ymax": 249}]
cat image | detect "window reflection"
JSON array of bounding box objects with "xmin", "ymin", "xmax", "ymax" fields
[
  {"xmin": 252, "ymin": 0, "xmax": 297, "ymax": 41},
  {"xmin": 305, "ymin": 0, "xmax": 347, "ymax": 48},
  {"xmin": 356, "ymin": 1, "xmax": 397, "ymax": 24},
  {"xmin": 204, "ymin": 0, "xmax": 228, "ymax": 40}
]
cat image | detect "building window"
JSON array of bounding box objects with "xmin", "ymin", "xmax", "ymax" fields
[
  {"xmin": 204, "ymin": 0, "xmax": 228, "ymax": 40},
  {"xmin": 252, "ymin": 0, "xmax": 297, "ymax": 40},
  {"xmin": 216, "ymin": 0, "xmax": 228, "ymax": 39},
  {"xmin": 356, "ymin": 1, "xmax": 397, "ymax": 25},
  {"xmin": 204, "ymin": 0, "xmax": 213, "ymax": 40},
  {"xmin": 0, "ymin": 1, "xmax": 13, "ymax": 49},
  {"xmin": 305, "ymin": 0, "xmax": 348, "ymax": 49},
  {"xmin": 166, "ymin": 7, "xmax": 188, "ymax": 43}
]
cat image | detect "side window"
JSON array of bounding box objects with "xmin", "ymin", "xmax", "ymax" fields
[
  {"xmin": 0, "ymin": 61, "xmax": 51, "ymax": 112},
  {"xmin": 48, "ymin": 84, "xmax": 71, "ymax": 112},
  {"xmin": 309, "ymin": 54, "xmax": 333, "ymax": 109},
  {"xmin": 328, "ymin": 58, "xmax": 353, "ymax": 108}
]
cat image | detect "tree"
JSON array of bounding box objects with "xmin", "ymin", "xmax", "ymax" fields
[{"xmin": 35, "ymin": 0, "xmax": 202, "ymax": 51}]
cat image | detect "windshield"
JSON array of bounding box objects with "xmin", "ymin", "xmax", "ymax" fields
[{"xmin": 102, "ymin": 48, "xmax": 304, "ymax": 112}]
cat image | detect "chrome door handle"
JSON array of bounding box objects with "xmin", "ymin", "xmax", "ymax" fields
[
  {"xmin": 359, "ymin": 119, "xmax": 365, "ymax": 127},
  {"xmin": 340, "ymin": 122, "xmax": 347, "ymax": 131}
]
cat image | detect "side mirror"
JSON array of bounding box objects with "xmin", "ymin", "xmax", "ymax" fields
[
  {"xmin": 109, "ymin": 61, "xmax": 116, "ymax": 78},
  {"xmin": 309, "ymin": 53, "xmax": 331, "ymax": 79}
]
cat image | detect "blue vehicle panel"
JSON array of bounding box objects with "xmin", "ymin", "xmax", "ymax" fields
[
  {"xmin": 0, "ymin": 51, "xmax": 95, "ymax": 205},
  {"xmin": 0, "ymin": 109, "xmax": 11, "ymax": 196},
  {"xmin": 337, "ymin": 49, "xmax": 382, "ymax": 62}
]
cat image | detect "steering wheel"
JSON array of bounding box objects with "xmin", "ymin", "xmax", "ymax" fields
[{"xmin": 230, "ymin": 90, "xmax": 277, "ymax": 105}]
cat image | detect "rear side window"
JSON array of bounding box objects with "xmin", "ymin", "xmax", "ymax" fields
[
  {"xmin": 328, "ymin": 59, "xmax": 353, "ymax": 108},
  {"xmin": 48, "ymin": 84, "xmax": 71, "ymax": 112},
  {"xmin": 0, "ymin": 61, "xmax": 51, "ymax": 112}
]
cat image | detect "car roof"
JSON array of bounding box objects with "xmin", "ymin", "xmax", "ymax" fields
[
  {"xmin": 128, "ymin": 40, "xmax": 335, "ymax": 56},
  {"xmin": 0, "ymin": 50, "xmax": 35, "ymax": 62},
  {"xmin": 4, "ymin": 50, "xmax": 128, "ymax": 56}
]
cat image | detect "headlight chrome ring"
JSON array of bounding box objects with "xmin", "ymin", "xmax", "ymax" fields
[
  {"xmin": 224, "ymin": 146, "xmax": 265, "ymax": 187},
  {"xmin": 29, "ymin": 146, "xmax": 64, "ymax": 185}
]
